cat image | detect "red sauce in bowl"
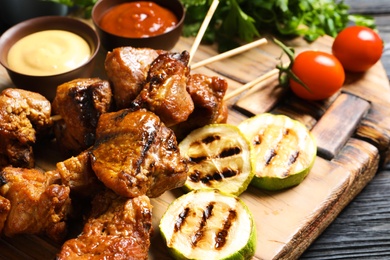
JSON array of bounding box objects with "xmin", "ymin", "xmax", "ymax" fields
[{"xmin": 100, "ymin": 1, "xmax": 178, "ymax": 38}]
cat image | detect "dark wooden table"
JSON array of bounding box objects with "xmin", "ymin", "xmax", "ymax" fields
[{"xmin": 301, "ymin": 1, "xmax": 390, "ymax": 259}]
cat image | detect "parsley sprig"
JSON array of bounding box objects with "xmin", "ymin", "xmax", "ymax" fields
[
  {"xmin": 42, "ymin": 0, "xmax": 98, "ymax": 18},
  {"xmin": 181, "ymin": 0, "xmax": 375, "ymax": 51}
]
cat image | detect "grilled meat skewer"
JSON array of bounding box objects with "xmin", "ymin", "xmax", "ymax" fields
[{"xmin": 52, "ymin": 48, "xmax": 228, "ymax": 155}]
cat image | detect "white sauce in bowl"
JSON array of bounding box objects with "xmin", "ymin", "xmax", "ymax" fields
[{"xmin": 7, "ymin": 30, "xmax": 91, "ymax": 76}]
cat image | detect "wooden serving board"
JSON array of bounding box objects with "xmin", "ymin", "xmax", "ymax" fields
[{"xmin": 1, "ymin": 35, "xmax": 390, "ymax": 260}]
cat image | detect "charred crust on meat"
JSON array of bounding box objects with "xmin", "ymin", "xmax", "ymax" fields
[
  {"xmin": 68, "ymin": 86, "xmax": 99, "ymax": 129},
  {"xmin": 0, "ymin": 174, "xmax": 7, "ymax": 186},
  {"xmin": 128, "ymin": 100, "xmax": 142, "ymax": 111},
  {"xmin": 175, "ymin": 51, "xmax": 190, "ymax": 65},
  {"xmin": 135, "ymin": 127, "xmax": 158, "ymax": 174},
  {"xmin": 113, "ymin": 108, "xmax": 132, "ymax": 121},
  {"xmin": 149, "ymin": 74, "xmax": 165, "ymax": 87}
]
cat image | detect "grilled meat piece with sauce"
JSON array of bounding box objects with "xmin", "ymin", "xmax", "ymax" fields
[
  {"xmin": 0, "ymin": 88, "xmax": 52, "ymax": 168},
  {"xmin": 105, "ymin": 46, "xmax": 166, "ymax": 109},
  {"xmin": 171, "ymin": 73, "xmax": 229, "ymax": 140},
  {"xmin": 57, "ymin": 191, "xmax": 152, "ymax": 260},
  {"xmin": 0, "ymin": 167, "xmax": 71, "ymax": 242},
  {"xmin": 91, "ymin": 108, "xmax": 188, "ymax": 198},
  {"xmin": 131, "ymin": 51, "xmax": 194, "ymax": 127},
  {"xmin": 52, "ymin": 78, "xmax": 114, "ymax": 156}
]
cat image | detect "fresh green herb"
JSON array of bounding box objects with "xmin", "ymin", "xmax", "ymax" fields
[
  {"xmin": 42, "ymin": 0, "xmax": 98, "ymax": 18},
  {"xmin": 181, "ymin": 0, "xmax": 376, "ymax": 51}
]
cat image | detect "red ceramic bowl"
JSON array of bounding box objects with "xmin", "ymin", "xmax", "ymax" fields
[
  {"xmin": 92, "ymin": 0, "xmax": 185, "ymax": 51},
  {"xmin": 0, "ymin": 16, "xmax": 100, "ymax": 101}
]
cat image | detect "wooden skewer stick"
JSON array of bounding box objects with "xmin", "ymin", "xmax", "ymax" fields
[
  {"xmin": 223, "ymin": 68, "xmax": 279, "ymax": 101},
  {"xmin": 191, "ymin": 38, "xmax": 268, "ymax": 70},
  {"xmin": 51, "ymin": 114, "xmax": 62, "ymax": 122},
  {"xmin": 188, "ymin": 0, "xmax": 220, "ymax": 64}
]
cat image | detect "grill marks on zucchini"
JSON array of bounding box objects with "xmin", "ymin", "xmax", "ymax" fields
[
  {"xmin": 202, "ymin": 135, "xmax": 221, "ymax": 144},
  {"xmin": 253, "ymin": 124, "xmax": 304, "ymax": 178},
  {"xmin": 174, "ymin": 207, "xmax": 190, "ymax": 232},
  {"xmin": 191, "ymin": 203, "xmax": 214, "ymax": 247},
  {"xmin": 189, "ymin": 136, "xmax": 242, "ymax": 162},
  {"xmin": 179, "ymin": 124, "xmax": 253, "ymax": 196},
  {"xmin": 215, "ymin": 210, "xmax": 237, "ymax": 249},
  {"xmin": 160, "ymin": 189, "xmax": 256, "ymax": 259},
  {"xmin": 219, "ymin": 146, "xmax": 242, "ymax": 158},
  {"xmin": 187, "ymin": 134, "xmax": 244, "ymax": 184},
  {"xmin": 189, "ymin": 168, "xmax": 238, "ymax": 184},
  {"xmin": 171, "ymin": 200, "xmax": 237, "ymax": 250},
  {"xmin": 238, "ymin": 113, "xmax": 317, "ymax": 190}
]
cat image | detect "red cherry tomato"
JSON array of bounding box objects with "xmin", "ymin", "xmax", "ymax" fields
[
  {"xmin": 290, "ymin": 50, "xmax": 345, "ymax": 100},
  {"xmin": 332, "ymin": 26, "xmax": 383, "ymax": 72}
]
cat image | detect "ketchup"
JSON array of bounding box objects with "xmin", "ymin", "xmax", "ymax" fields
[{"xmin": 100, "ymin": 1, "xmax": 178, "ymax": 38}]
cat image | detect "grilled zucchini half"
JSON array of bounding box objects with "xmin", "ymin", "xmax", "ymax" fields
[
  {"xmin": 159, "ymin": 189, "xmax": 256, "ymax": 260},
  {"xmin": 179, "ymin": 124, "xmax": 253, "ymax": 196},
  {"xmin": 238, "ymin": 113, "xmax": 317, "ymax": 191}
]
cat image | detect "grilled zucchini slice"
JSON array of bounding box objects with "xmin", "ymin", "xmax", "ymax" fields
[
  {"xmin": 160, "ymin": 189, "xmax": 256, "ymax": 260},
  {"xmin": 238, "ymin": 113, "xmax": 317, "ymax": 190},
  {"xmin": 179, "ymin": 124, "xmax": 253, "ymax": 196}
]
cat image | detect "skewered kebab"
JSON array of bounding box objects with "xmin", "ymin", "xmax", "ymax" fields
[
  {"xmin": 54, "ymin": 108, "xmax": 185, "ymax": 259},
  {"xmin": 0, "ymin": 109, "xmax": 187, "ymax": 252},
  {"xmin": 108, "ymin": 47, "xmax": 227, "ymax": 134},
  {"xmin": 0, "ymin": 81, "xmax": 188, "ymax": 243},
  {"xmin": 0, "ymin": 47, "xmax": 227, "ymax": 249},
  {"xmin": 0, "ymin": 47, "xmax": 228, "ymax": 171},
  {"xmin": 51, "ymin": 47, "xmax": 227, "ymax": 156}
]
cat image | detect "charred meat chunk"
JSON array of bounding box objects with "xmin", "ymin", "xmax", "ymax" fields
[
  {"xmin": 91, "ymin": 109, "xmax": 187, "ymax": 198},
  {"xmin": 57, "ymin": 191, "xmax": 152, "ymax": 260},
  {"xmin": 56, "ymin": 149, "xmax": 104, "ymax": 199},
  {"xmin": 105, "ymin": 46, "xmax": 166, "ymax": 109},
  {"xmin": 52, "ymin": 78, "xmax": 114, "ymax": 156},
  {"xmin": 171, "ymin": 73, "xmax": 228, "ymax": 140},
  {"xmin": 131, "ymin": 51, "xmax": 194, "ymax": 127},
  {"xmin": 0, "ymin": 88, "xmax": 52, "ymax": 168},
  {"xmin": 0, "ymin": 167, "xmax": 71, "ymax": 242}
]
